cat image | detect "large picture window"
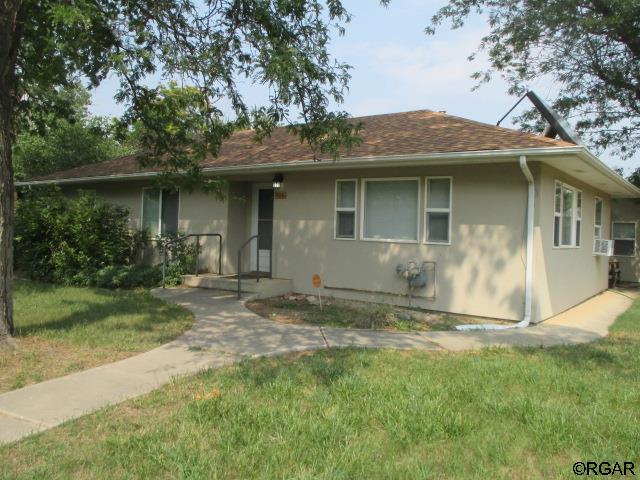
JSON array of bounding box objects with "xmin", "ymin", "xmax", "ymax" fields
[
  {"xmin": 613, "ymin": 222, "xmax": 636, "ymax": 257},
  {"xmin": 142, "ymin": 188, "xmax": 179, "ymax": 236},
  {"xmin": 335, "ymin": 180, "xmax": 357, "ymax": 239},
  {"xmin": 362, "ymin": 178, "xmax": 419, "ymax": 242},
  {"xmin": 425, "ymin": 177, "xmax": 452, "ymax": 244},
  {"xmin": 553, "ymin": 181, "xmax": 582, "ymax": 247}
]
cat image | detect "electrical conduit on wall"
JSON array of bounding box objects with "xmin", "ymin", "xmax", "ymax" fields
[{"xmin": 456, "ymin": 155, "xmax": 534, "ymax": 331}]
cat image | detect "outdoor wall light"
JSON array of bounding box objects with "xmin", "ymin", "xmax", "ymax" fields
[{"xmin": 272, "ymin": 173, "xmax": 284, "ymax": 189}]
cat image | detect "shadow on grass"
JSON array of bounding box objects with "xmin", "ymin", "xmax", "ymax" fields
[
  {"xmin": 15, "ymin": 281, "xmax": 186, "ymax": 337},
  {"xmin": 235, "ymin": 349, "xmax": 371, "ymax": 387},
  {"xmin": 518, "ymin": 342, "xmax": 619, "ymax": 366}
]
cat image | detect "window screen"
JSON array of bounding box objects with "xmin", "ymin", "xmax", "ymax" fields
[
  {"xmin": 161, "ymin": 189, "xmax": 179, "ymax": 235},
  {"xmin": 142, "ymin": 188, "xmax": 179, "ymax": 236},
  {"xmin": 363, "ymin": 180, "xmax": 419, "ymax": 241},
  {"xmin": 142, "ymin": 189, "xmax": 161, "ymax": 236},
  {"xmin": 613, "ymin": 222, "xmax": 636, "ymax": 256},
  {"xmin": 335, "ymin": 180, "xmax": 357, "ymax": 239},
  {"xmin": 426, "ymin": 178, "xmax": 451, "ymax": 243}
]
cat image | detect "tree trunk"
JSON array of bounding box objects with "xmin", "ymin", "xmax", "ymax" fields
[
  {"xmin": 0, "ymin": 0, "xmax": 22, "ymax": 341},
  {"xmin": 0, "ymin": 101, "xmax": 14, "ymax": 340}
]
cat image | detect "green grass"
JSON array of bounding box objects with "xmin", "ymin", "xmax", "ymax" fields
[
  {"xmin": 0, "ymin": 280, "xmax": 193, "ymax": 392},
  {"xmin": 247, "ymin": 296, "xmax": 500, "ymax": 332},
  {"xmin": 2, "ymin": 298, "xmax": 639, "ymax": 478}
]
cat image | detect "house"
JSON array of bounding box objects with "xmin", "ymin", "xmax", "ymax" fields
[{"xmin": 18, "ymin": 109, "xmax": 640, "ymax": 323}]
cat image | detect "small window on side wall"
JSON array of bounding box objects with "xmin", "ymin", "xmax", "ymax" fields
[
  {"xmin": 425, "ymin": 177, "xmax": 451, "ymax": 244},
  {"xmin": 594, "ymin": 197, "xmax": 603, "ymax": 240},
  {"xmin": 613, "ymin": 222, "xmax": 636, "ymax": 257},
  {"xmin": 553, "ymin": 181, "xmax": 581, "ymax": 247},
  {"xmin": 335, "ymin": 180, "xmax": 357, "ymax": 239},
  {"xmin": 142, "ymin": 188, "xmax": 179, "ymax": 236}
]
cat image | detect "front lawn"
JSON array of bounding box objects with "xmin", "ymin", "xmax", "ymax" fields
[
  {"xmin": 2, "ymin": 297, "xmax": 639, "ymax": 477},
  {"xmin": 247, "ymin": 295, "xmax": 511, "ymax": 331},
  {"xmin": 0, "ymin": 280, "xmax": 193, "ymax": 393}
]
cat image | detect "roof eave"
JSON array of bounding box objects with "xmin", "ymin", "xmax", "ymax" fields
[
  {"xmin": 574, "ymin": 148, "xmax": 640, "ymax": 198},
  {"xmin": 17, "ymin": 145, "xmax": 638, "ymax": 197},
  {"xmin": 16, "ymin": 146, "xmax": 577, "ymax": 186}
]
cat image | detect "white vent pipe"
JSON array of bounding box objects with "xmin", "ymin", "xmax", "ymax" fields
[{"xmin": 456, "ymin": 155, "xmax": 534, "ymax": 331}]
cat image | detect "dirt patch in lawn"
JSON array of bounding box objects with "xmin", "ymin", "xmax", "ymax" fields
[{"xmin": 246, "ymin": 295, "xmax": 513, "ymax": 332}]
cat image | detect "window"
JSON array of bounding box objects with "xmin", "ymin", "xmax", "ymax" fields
[
  {"xmin": 594, "ymin": 197, "xmax": 603, "ymax": 240},
  {"xmin": 142, "ymin": 188, "xmax": 179, "ymax": 236},
  {"xmin": 362, "ymin": 178, "xmax": 419, "ymax": 242},
  {"xmin": 553, "ymin": 181, "xmax": 581, "ymax": 247},
  {"xmin": 425, "ymin": 177, "xmax": 452, "ymax": 244},
  {"xmin": 335, "ymin": 180, "xmax": 357, "ymax": 239},
  {"xmin": 613, "ymin": 222, "xmax": 636, "ymax": 257}
]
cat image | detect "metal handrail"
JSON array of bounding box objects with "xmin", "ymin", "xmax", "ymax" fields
[
  {"xmin": 237, "ymin": 235, "xmax": 259, "ymax": 299},
  {"xmin": 237, "ymin": 235, "xmax": 273, "ymax": 299},
  {"xmin": 161, "ymin": 233, "xmax": 222, "ymax": 288}
]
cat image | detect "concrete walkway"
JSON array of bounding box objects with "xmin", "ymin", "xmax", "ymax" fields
[{"xmin": 0, "ymin": 287, "xmax": 634, "ymax": 444}]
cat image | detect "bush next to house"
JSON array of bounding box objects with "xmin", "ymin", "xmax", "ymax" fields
[{"xmin": 14, "ymin": 188, "xmax": 193, "ymax": 288}]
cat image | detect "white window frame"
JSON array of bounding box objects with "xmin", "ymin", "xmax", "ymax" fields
[
  {"xmin": 594, "ymin": 196, "xmax": 603, "ymax": 240},
  {"xmin": 553, "ymin": 180, "xmax": 582, "ymax": 249},
  {"xmin": 612, "ymin": 221, "xmax": 636, "ymax": 257},
  {"xmin": 424, "ymin": 176, "xmax": 452, "ymax": 245},
  {"xmin": 141, "ymin": 187, "xmax": 181, "ymax": 235},
  {"xmin": 360, "ymin": 177, "xmax": 421, "ymax": 244},
  {"xmin": 334, "ymin": 179, "xmax": 358, "ymax": 240}
]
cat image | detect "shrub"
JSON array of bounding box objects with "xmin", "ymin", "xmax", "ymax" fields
[
  {"xmin": 158, "ymin": 234, "xmax": 198, "ymax": 286},
  {"xmin": 15, "ymin": 188, "xmax": 198, "ymax": 289},
  {"xmin": 86, "ymin": 265, "xmax": 163, "ymax": 289},
  {"xmin": 15, "ymin": 188, "xmax": 136, "ymax": 284},
  {"xmin": 355, "ymin": 304, "xmax": 397, "ymax": 329}
]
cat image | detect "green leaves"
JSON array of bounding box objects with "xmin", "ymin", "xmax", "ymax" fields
[
  {"xmin": 14, "ymin": 189, "xmax": 137, "ymax": 284},
  {"xmin": 14, "ymin": 82, "xmax": 133, "ymax": 179},
  {"xmin": 7, "ymin": 0, "xmax": 364, "ymax": 195},
  {"xmin": 427, "ymin": 0, "xmax": 640, "ymax": 160}
]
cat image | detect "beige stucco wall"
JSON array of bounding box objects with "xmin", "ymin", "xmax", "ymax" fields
[
  {"xmin": 611, "ymin": 198, "xmax": 640, "ymax": 282},
  {"xmin": 271, "ymin": 164, "xmax": 529, "ymax": 321},
  {"xmin": 62, "ymin": 181, "xmax": 230, "ymax": 272},
  {"xmin": 532, "ymin": 164, "xmax": 610, "ymax": 321},
  {"xmin": 60, "ymin": 158, "xmax": 615, "ymax": 322}
]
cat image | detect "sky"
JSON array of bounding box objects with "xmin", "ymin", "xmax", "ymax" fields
[{"xmin": 87, "ymin": 0, "xmax": 634, "ymax": 174}]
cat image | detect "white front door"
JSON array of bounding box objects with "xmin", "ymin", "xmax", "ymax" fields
[{"xmin": 250, "ymin": 183, "xmax": 274, "ymax": 273}]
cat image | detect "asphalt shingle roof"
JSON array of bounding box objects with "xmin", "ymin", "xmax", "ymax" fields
[{"xmin": 28, "ymin": 109, "xmax": 575, "ymax": 182}]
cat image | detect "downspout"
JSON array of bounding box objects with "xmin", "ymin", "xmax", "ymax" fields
[{"xmin": 456, "ymin": 155, "xmax": 534, "ymax": 330}]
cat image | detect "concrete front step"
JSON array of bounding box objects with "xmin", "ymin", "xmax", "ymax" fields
[{"xmin": 182, "ymin": 274, "xmax": 292, "ymax": 298}]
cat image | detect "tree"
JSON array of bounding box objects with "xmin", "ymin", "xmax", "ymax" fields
[
  {"xmin": 14, "ymin": 83, "xmax": 133, "ymax": 179},
  {"xmin": 0, "ymin": 0, "xmax": 362, "ymax": 340},
  {"xmin": 426, "ymin": 0, "xmax": 640, "ymax": 160},
  {"xmin": 14, "ymin": 118, "xmax": 131, "ymax": 180}
]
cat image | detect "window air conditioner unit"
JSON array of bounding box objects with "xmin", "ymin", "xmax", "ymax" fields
[{"xmin": 593, "ymin": 239, "xmax": 613, "ymax": 256}]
